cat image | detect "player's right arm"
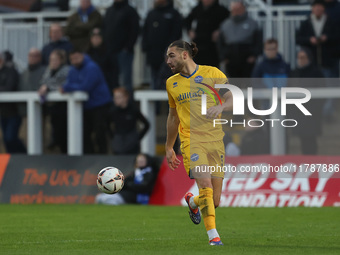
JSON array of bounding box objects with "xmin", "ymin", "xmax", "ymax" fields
[{"xmin": 165, "ymin": 107, "xmax": 181, "ymax": 170}]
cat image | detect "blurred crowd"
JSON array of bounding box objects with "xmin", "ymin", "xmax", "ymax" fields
[{"xmin": 0, "ymin": 0, "xmax": 339, "ymax": 155}]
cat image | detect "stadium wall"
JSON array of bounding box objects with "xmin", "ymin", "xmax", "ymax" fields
[
  {"xmin": 0, "ymin": 155, "xmax": 136, "ymax": 204},
  {"xmin": 0, "ymin": 155, "xmax": 339, "ymax": 207},
  {"xmin": 149, "ymin": 156, "xmax": 340, "ymax": 207}
]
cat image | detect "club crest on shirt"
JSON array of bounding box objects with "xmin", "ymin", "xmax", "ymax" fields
[
  {"xmin": 191, "ymin": 153, "xmax": 199, "ymax": 162},
  {"xmin": 194, "ymin": 75, "xmax": 203, "ymax": 83}
]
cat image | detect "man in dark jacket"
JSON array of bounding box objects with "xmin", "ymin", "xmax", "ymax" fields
[
  {"xmin": 288, "ymin": 48, "xmax": 325, "ymax": 155},
  {"xmin": 142, "ymin": 0, "xmax": 182, "ymax": 89},
  {"xmin": 42, "ymin": 23, "xmax": 73, "ymax": 66},
  {"xmin": 0, "ymin": 52, "xmax": 26, "ymax": 153},
  {"xmin": 296, "ymin": 0, "xmax": 339, "ymax": 78},
  {"xmin": 87, "ymin": 27, "xmax": 116, "ymax": 91},
  {"xmin": 65, "ymin": 0, "xmax": 102, "ymax": 52},
  {"xmin": 110, "ymin": 87, "xmax": 150, "ymax": 155},
  {"xmin": 19, "ymin": 48, "xmax": 46, "ymax": 122},
  {"xmin": 185, "ymin": 0, "xmax": 229, "ymax": 68},
  {"xmin": 219, "ymin": 1, "xmax": 262, "ymax": 79},
  {"xmin": 296, "ymin": 0, "xmax": 339, "ymax": 121},
  {"xmin": 20, "ymin": 48, "xmax": 46, "ymax": 91},
  {"xmin": 62, "ymin": 50, "xmax": 112, "ymax": 154},
  {"xmin": 252, "ymin": 38, "xmax": 290, "ymax": 88},
  {"xmin": 103, "ymin": 0, "xmax": 139, "ymax": 94}
]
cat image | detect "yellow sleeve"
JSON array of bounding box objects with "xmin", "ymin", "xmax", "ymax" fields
[
  {"xmin": 166, "ymin": 79, "xmax": 176, "ymax": 108},
  {"xmin": 213, "ymin": 67, "xmax": 228, "ymax": 85},
  {"xmin": 211, "ymin": 67, "xmax": 229, "ymax": 101}
]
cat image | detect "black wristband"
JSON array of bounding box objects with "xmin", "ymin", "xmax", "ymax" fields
[{"xmin": 218, "ymin": 88, "xmax": 229, "ymax": 97}]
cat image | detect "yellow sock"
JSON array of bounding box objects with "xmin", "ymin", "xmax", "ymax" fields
[
  {"xmin": 193, "ymin": 195, "xmax": 199, "ymax": 206},
  {"xmin": 197, "ymin": 187, "xmax": 216, "ymax": 231}
]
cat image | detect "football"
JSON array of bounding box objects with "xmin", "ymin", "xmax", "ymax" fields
[{"xmin": 97, "ymin": 167, "xmax": 125, "ymax": 194}]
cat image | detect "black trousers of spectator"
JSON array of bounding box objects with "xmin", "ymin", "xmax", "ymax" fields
[
  {"xmin": 0, "ymin": 115, "xmax": 26, "ymax": 153},
  {"xmin": 49, "ymin": 102, "xmax": 67, "ymax": 153},
  {"xmin": 83, "ymin": 103, "xmax": 110, "ymax": 154},
  {"xmin": 299, "ymin": 135, "xmax": 317, "ymax": 155}
]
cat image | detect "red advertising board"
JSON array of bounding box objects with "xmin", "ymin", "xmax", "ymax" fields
[
  {"xmin": 149, "ymin": 155, "xmax": 340, "ymax": 207},
  {"xmin": 0, "ymin": 155, "xmax": 136, "ymax": 204}
]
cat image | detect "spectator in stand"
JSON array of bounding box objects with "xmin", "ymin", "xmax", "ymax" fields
[
  {"xmin": 110, "ymin": 87, "xmax": 150, "ymax": 155},
  {"xmin": 87, "ymin": 27, "xmax": 116, "ymax": 91},
  {"xmin": 296, "ymin": 0, "xmax": 339, "ymax": 121},
  {"xmin": 0, "ymin": 52, "xmax": 26, "ymax": 153},
  {"xmin": 142, "ymin": 0, "xmax": 182, "ymax": 89},
  {"xmin": 95, "ymin": 153, "xmax": 159, "ymax": 205},
  {"xmin": 218, "ymin": 1, "xmax": 262, "ymax": 79},
  {"xmin": 296, "ymin": 0, "xmax": 338, "ymax": 77},
  {"xmin": 65, "ymin": 0, "xmax": 102, "ymax": 52},
  {"xmin": 42, "ymin": 23, "xmax": 73, "ymax": 66},
  {"xmin": 251, "ymin": 38, "xmax": 290, "ymax": 131},
  {"xmin": 20, "ymin": 48, "xmax": 46, "ymax": 91},
  {"xmin": 103, "ymin": 0, "xmax": 139, "ymax": 95},
  {"xmin": 185, "ymin": 0, "xmax": 229, "ymax": 68},
  {"xmin": 18, "ymin": 48, "xmax": 46, "ymax": 123},
  {"xmin": 252, "ymin": 38, "xmax": 290, "ymax": 88},
  {"xmin": 38, "ymin": 49, "xmax": 70, "ymax": 153},
  {"xmin": 324, "ymin": 0, "xmax": 340, "ymax": 27},
  {"xmin": 3, "ymin": 51, "xmax": 16, "ymax": 69},
  {"xmin": 61, "ymin": 50, "xmax": 112, "ymax": 154},
  {"xmin": 155, "ymin": 59, "xmax": 173, "ymax": 91},
  {"xmin": 30, "ymin": 0, "xmax": 69, "ymax": 12},
  {"xmin": 287, "ymin": 48, "xmax": 325, "ymax": 155}
]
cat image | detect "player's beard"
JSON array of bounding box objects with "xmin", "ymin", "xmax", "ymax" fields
[{"xmin": 171, "ymin": 61, "xmax": 185, "ymax": 74}]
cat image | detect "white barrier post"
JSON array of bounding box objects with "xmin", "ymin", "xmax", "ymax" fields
[
  {"xmin": 139, "ymin": 97, "xmax": 156, "ymax": 155},
  {"xmin": 270, "ymin": 106, "xmax": 286, "ymax": 155},
  {"xmin": 27, "ymin": 99, "xmax": 42, "ymax": 155},
  {"xmin": 67, "ymin": 92, "xmax": 85, "ymax": 155}
]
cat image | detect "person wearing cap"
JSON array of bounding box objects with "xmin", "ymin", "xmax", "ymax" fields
[{"xmin": 61, "ymin": 49, "xmax": 112, "ymax": 154}]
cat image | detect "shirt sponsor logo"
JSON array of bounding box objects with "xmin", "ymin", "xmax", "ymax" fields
[{"xmin": 177, "ymin": 88, "xmax": 205, "ymax": 102}]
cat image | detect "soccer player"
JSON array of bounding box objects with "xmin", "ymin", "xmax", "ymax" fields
[{"xmin": 165, "ymin": 40, "xmax": 233, "ymax": 245}]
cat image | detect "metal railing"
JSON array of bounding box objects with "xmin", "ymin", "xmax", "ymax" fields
[
  {"xmin": 0, "ymin": 91, "xmax": 88, "ymax": 155},
  {"xmin": 1, "ymin": 88, "xmax": 339, "ymax": 156},
  {"xmin": 0, "ymin": 5, "xmax": 311, "ymax": 73}
]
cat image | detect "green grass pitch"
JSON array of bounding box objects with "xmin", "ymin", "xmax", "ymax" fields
[{"xmin": 0, "ymin": 205, "xmax": 339, "ymax": 255}]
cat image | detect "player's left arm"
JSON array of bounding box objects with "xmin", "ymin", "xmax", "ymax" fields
[
  {"xmin": 206, "ymin": 68, "xmax": 233, "ymax": 119},
  {"xmin": 206, "ymin": 90, "xmax": 233, "ymax": 119}
]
